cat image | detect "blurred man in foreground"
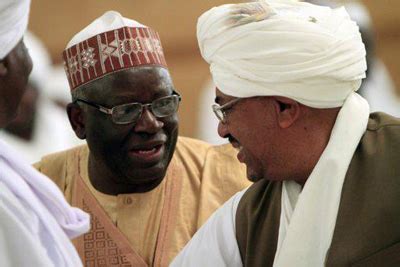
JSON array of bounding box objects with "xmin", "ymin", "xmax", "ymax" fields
[
  {"xmin": 1, "ymin": 32, "xmax": 82, "ymax": 163},
  {"xmin": 0, "ymin": 0, "xmax": 89, "ymax": 266}
]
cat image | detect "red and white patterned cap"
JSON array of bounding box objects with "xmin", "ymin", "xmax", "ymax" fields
[{"xmin": 62, "ymin": 11, "xmax": 167, "ymax": 90}]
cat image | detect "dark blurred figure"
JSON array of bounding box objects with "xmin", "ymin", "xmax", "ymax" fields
[
  {"xmin": 0, "ymin": 1, "xmax": 89, "ymax": 266},
  {"xmin": 0, "ymin": 32, "xmax": 83, "ymax": 163}
]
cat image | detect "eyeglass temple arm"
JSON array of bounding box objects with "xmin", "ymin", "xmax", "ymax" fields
[{"xmin": 76, "ymin": 99, "xmax": 113, "ymax": 115}]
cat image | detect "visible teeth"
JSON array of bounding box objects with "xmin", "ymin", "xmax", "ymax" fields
[{"xmin": 137, "ymin": 148, "xmax": 156, "ymax": 154}]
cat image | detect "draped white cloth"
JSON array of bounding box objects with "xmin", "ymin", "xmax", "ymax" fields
[
  {"xmin": 197, "ymin": 0, "xmax": 367, "ymax": 108},
  {"xmin": 273, "ymin": 92, "xmax": 369, "ymax": 266},
  {"xmin": 0, "ymin": 0, "xmax": 30, "ymax": 59},
  {"xmin": 0, "ymin": 139, "xmax": 90, "ymax": 266},
  {"xmin": 276, "ymin": 180, "xmax": 301, "ymax": 255},
  {"xmin": 171, "ymin": 92, "xmax": 369, "ymax": 267}
]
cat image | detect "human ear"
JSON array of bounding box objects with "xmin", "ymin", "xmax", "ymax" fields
[
  {"xmin": 67, "ymin": 102, "xmax": 86, "ymax": 139},
  {"xmin": 0, "ymin": 61, "xmax": 8, "ymax": 76},
  {"xmin": 272, "ymin": 96, "xmax": 301, "ymax": 129}
]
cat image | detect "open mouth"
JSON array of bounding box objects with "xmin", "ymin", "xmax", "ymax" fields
[
  {"xmin": 129, "ymin": 144, "xmax": 164, "ymax": 163},
  {"xmin": 230, "ymin": 140, "xmax": 245, "ymax": 163}
]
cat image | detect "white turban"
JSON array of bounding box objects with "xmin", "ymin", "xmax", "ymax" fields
[
  {"xmin": 197, "ymin": 0, "xmax": 367, "ymax": 108},
  {"xmin": 0, "ymin": 0, "xmax": 31, "ymax": 60}
]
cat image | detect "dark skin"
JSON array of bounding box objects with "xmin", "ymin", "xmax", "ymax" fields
[
  {"xmin": 215, "ymin": 88, "xmax": 339, "ymax": 185},
  {"xmin": 67, "ymin": 67, "xmax": 179, "ymax": 195},
  {"xmin": 4, "ymin": 84, "xmax": 39, "ymax": 141},
  {"xmin": 0, "ymin": 39, "xmax": 33, "ymax": 128}
]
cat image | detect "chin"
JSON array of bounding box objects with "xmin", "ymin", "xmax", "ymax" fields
[
  {"xmin": 246, "ymin": 168, "xmax": 264, "ymax": 182},
  {"xmin": 126, "ymin": 162, "xmax": 168, "ymax": 183}
]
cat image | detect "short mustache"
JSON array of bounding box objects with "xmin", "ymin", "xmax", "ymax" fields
[{"xmin": 228, "ymin": 135, "xmax": 238, "ymax": 144}]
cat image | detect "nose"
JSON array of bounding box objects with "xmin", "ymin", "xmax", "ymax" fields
[
  {"xmin": 217, "ymin": 121, "xmax": 229, "ymax": 138},
  {"xmin": 134, "ymin": 107, "xmax": 164, "ymax": 134}
]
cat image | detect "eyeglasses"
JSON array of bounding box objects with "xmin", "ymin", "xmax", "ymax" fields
[
  {"xmin": 212, "ymin": 98, "xmax": 243, "ymax": 124},
  {"xmin": 75, "ymin": 91, "xmax": 181, "ymax": 125}
]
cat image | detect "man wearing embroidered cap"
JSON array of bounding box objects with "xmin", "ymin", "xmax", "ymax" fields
[
  {"xmin": 0, "ymin": 0, "xmax": 90, "ymax": 266},
  {"xmin": 172, "ymin": 1, "xmax": 400, "ymax": 266},
  {"xmin": 34, "ymin": 10, "xmax": 250, "ymax": 266}
]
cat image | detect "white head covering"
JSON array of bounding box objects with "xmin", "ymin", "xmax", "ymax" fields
[
  {"xmin": 66, "ymin": 10, "xmax": 146, "ymax": 49},
  {"xmin": 0, "ymin": 0, "xmax": 31, "ymax": 60},
  {"xmin": 197, "ymin": 0, "xmax": 367, "ymax": 108}
]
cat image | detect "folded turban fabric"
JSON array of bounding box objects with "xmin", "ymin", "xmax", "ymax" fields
[
  {"xmin": 197, "ymin": 0, "xmax": 367, "ymax": 108},
  {"xmin": 0, "ymin": 0, "xmax": 30, "ymax": 60}
]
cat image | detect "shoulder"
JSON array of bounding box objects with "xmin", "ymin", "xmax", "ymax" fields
[
  {"xmin": 33, "ymin": 144, "xmax": 87, "ymax": 191},
  {"xmin": 173, "ymin": 136, "xmax": 212, "ymax": 172},
  {"xmin": 175, "ymin": 136, "xmax": 211, "ymax": 157},
  {"xmin": 367, "ymin": 112, "xmax": 400, "ymax": 136},
  {"xmin": 237, "ymin": 179, "xmax": 281, "ymax": 217},
  {"xmin": 174, "ymin": 137, "xmax": 240, "ymax": 164},
  {"xmin": 367, "ymin": 112, "xmax": 400, "ymax": 131},
  {"xmin": 34, "ymin": 144, "xmax": 86, "ymax": 171},
  {"xmin": 359, "ymin": 112, "xmax": 400, "ymax": 157},
  {"xmin": 206, "ymin": 143, "xmax": 241, "ymax": 160},
  {"xmin": 202, "ymin": 143, "xmax": 249, "ymax": 191}
]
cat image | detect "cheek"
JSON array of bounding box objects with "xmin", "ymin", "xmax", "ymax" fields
[
  {"xmin": 85, "ymin": 114, "xmax": 131, "ymax": 151},
  {"xmin": 233, "ymin": 119, "xmax": 271, "ymax": 162},
  {"xmin": 21, "ymin": 49, "xmax": 33, "ymax": 78},
  {"xmin": 14, "ymin": 46, "xmax": 32, "ymax": 88},
  {"xmin": 161, "ymin": 116, "xmax": 179, "ymax": 153},
  {"xmin": 161, "ymin": 114, "xmax": 179, "ymax": 137}
]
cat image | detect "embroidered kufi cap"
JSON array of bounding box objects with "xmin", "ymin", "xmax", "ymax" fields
[{"xmin": 63, "ymin": 11, "xmax": 167, "ymax": 90}]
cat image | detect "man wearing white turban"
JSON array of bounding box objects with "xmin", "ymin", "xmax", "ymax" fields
[
  {"xmin": 0, "ymin": 1, "xmax": 90, "ymax": 266},
  {"xmin": 172, "ymin": 1, "xmax": 400, "ymax": 266}
]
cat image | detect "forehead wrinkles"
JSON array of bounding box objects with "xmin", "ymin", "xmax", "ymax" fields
[
  {"xmin": 84, "ymin": 68, "xmax": 173, "ymax": 100},
  {"xmin": 114, "ymin": 67, "xmax": 171, "ymax": 86}
]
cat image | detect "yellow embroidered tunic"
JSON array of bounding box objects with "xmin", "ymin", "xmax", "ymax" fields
[{"xmin": 34, "ymin": 137, "xmax": 250, "ymax": 266}]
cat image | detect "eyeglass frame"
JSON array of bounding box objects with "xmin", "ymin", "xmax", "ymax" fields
[
  {"xmin": 74, "ymin": 90, "xmax": 181, "ymax": 125},
  {"xmin": 212, "ymin": 97, "xmax": 244, "ymax": 124}
]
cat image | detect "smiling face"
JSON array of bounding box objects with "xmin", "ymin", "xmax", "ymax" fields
[
  {"xmin": 215, "ymin": 88, "xmax": 283, "ymax": 182},
  {"xmin": 76, "ymin": 67, "xmax": 179, "ymax": 189},
  {"xmin": 214, "ymin": 87, "xmax": 342, "ymax": 184}
]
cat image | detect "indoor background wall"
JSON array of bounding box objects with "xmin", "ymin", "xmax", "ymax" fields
[{"xmin": 29, "ymin": 0, "xmax": 400, "ymax": 138}]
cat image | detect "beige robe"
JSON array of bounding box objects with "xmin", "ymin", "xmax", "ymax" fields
[{"xmin": 34, "ymin": 136, "xmax": 250, "ymax": 266}]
